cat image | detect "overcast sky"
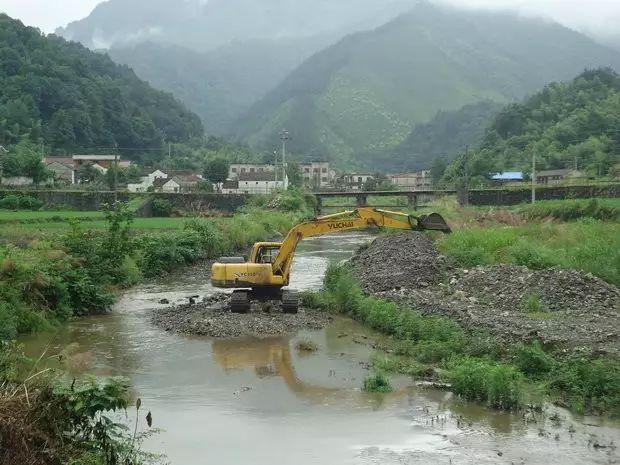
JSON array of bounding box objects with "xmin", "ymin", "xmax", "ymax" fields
[{"xmin": 1, "ymin": 0, "xmax": 619, "ymax": 40}]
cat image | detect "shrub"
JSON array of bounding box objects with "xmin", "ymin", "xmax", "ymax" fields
[
  {"xmin": 522, "ymin": 293, "xmax": 545, "ymax": 314},
  {"xmin": 0, "ymin": 303, "xmax": 18, "ymax": 342},
  {"xmin": 117, "ymin": 256, "xmax": 142, "ymax": 287},
  {"xmin": 0, "ymin": 194, "xmax": 43, "ymax": 210},
  {"xmin": 151, "ymin": 198, "xmax": 174, "ymax": 217},
  {"xmin": 446, "ymin": 357, "xmax": 524, "ymax": 410},
  {"xmin": 514, "ymin": 341, "xmax": 554, "ymax": 377},
  {"xmin": 363, "ymin": 372, "xmax": 393, "ymax": 393},
  {"xmin": 549, "ymin": 358, "xmax": 620, "ymax": 415},
  {"xmin": 300, "ymin": 291, "xmax": 329, "ymax": 309}
]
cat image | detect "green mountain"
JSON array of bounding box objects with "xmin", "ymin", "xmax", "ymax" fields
[
  {"xmin": 108, "ymin": 36, "xmax": 334, "ymax": 135},
  {"xmin": 445, "ymin": 68, "xmax": 620, "ymax": 180},
  {"xmin": 234, "ymin": 4, "xmax": 620, "ymax": 168},
  {"xmin": 0, "ymin": 14, "xmax": 202, "ymax": 155},
  {"xmin": 59, "ymin": 0, "xmax": 423, "ymax": 136},
  {"xmin": 359, "ymin": 100, "xmax": 502, "ymax": 172}
]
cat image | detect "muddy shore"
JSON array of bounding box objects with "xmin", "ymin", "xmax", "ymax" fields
[{"xmin": 350, "ymin": 232, "xmax": 620, "ymax": 355}]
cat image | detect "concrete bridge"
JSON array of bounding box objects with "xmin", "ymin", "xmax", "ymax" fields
[{"xmin": 312, "ymin": 190, "xmax": 456, "ymax": 215}]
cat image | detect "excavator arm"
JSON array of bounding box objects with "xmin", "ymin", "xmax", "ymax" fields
[{"xmin": 271, "ymin": 207, "xmax": 450, "ymax": 282}]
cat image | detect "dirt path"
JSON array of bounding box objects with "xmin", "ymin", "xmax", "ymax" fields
[{"xmin": 350, "ymin": 232, "xmax": 620, "ymax": 355}]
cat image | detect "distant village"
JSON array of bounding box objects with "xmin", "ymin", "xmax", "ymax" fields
[{"xmin": 0, "ymin": 153, "xmax": 592, "ymax": 194}]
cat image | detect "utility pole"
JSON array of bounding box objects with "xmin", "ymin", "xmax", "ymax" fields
[
  {"xmin": 462, "ymin": 145, "xmax": 470, "ymax": 206},
  {"xmin": 280, "ymin": 129, "xmax": 289, "ymax": 184},
  {"xmin": 531, "ymin": 152, "xmax": 536, "ymax": 204},
  {"xmin": 168, "ymin": 141, "xmax": 172, "ymax": 160},
  {"xmin": 274, "ymin": 149, "xmax": 278, "ymax": 185},
  {"xmin": 113, "ymin": 143, "xmax": 119, "ymax": 203}
]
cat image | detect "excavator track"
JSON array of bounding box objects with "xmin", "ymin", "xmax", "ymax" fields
[
  {"xmin": 230, "ymin": 290, "xmax": 251, "ymax": 314},
  {"xmin": 281, "ymin": 289, "xmax": 300, "ymax": 314}
]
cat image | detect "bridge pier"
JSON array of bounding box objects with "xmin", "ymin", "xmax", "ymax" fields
[
  {"xmin": 315, "ymin": 196, "xmax": 323, "ymax": 216},
  {"xmin": 356, "ymin": 194, "xmax": 368, "ymax": 208},
  {"xmin": 407, "ymin": 193, "xmax": 419, "ymax": 211}
]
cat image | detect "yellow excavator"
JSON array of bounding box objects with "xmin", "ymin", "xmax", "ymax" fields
[{"xmin": 211, "ymin": 207, "xmax": 450, "ymax": 313}]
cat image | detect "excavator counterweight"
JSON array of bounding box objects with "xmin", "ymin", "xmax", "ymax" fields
[{"xmin": 211, "ymin": 208, "xmax": 450, "ymax": 313}]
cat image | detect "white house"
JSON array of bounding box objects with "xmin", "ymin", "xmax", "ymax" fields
[
  {"xmin": 387, "ymin": 171, "xmax": 432, "ymax": 191},
  {"xmin": 229, "ymin": 164, "xmax": 275, "ymax": 180},
  {"xmin": 222, "ymin": 172, "xmax": 287, "ymax": 194},
  {"xmin": 299, "ymin": 161, "xmax": 334, "ymax": 187},
  {"xmin": 127, "ymin": 169, "xmax": 168, "ymax": 192},
  {"xmin": 151, "ymin": 173, "xmax": 202, "ymax": 193},
  {"xmin": 342, "ymin": 174, "xmax": 374, "ymax": 190}
]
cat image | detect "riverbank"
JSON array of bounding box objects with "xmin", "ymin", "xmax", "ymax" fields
[{"xmin": 303, "ymin": 228, "xmax": 620, "ymax": 416}]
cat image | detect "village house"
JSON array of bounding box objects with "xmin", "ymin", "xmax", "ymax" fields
[
  {"xmin": 222, "ymin": 171, "xmax": 287, "ymax": 194},
  {"xmin": 151, "ymin": 172, "xmax": 203, "ymax": 193},
  {"xmin": 229, "ymin": 164, "xmax": 275, "ymax": 179},
  {"xmin": 127, "ymin": 168, "xmax": 168, "ymax": 192},
  {"xmin": 490, "ymin": 172, "xmax": 524, "ymax": 185},
  {"xmin": 43, "ymin": 155, "xmax": 132, "ymax": 184},
  {"xmin": 43, "ymin": 157, "xmax": 74, "ymax": 184},
  {"xmin": 536, "ymin": 169, "xmax": 586, "ymax": 185},
  {"xmin": 299, "ymin": 161, "xmax": 334, "ymax": 188},
  {"xmin": 342, "ymin": 173, "xmax": 375, "ymax": 190},
  {"xmin": 387, "ymin": 171, "xmax": 433, "ymax": 190}
]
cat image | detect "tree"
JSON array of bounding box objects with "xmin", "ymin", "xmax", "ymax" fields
[
  {"xmin": 430, "ymin": 157, "xmax": 447, "ymax": 185},
  {"xmin": 285, "ymin": 161, "xmax": 303, "ymax": 188},
  {"xmin": 22, "ymin": 153, "xmax": 50, "ymax": 186},
  {"xmin": 77, "ymin": 163, "xmax": 101, "ymax": 184},
  {"xmin": 204, "ymin": 158, "xmax": 229, "ymax": 185}
]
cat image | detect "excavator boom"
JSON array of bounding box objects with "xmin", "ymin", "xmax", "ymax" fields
[{"xmin": 211, "ymin": 207, "xmax": 450, "ymax": 313}]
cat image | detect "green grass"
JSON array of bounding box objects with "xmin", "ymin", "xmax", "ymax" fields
[
  {"xmin": 438, "ymin": 220, "xmax": 620, "ymax": 286},
  {"xmin": 362, "ymin": 372, "xmax": 393, "ymax": 393},
  {"xmin": 0, "ymin": 210, "xmax": 105, "ymax": 221},
  {"xmin": 322, "ymin": 195, "xmax": 408, "ymax": 209},
  {"xmin": 517, "ymin": 198, "xmax": 620, "ymax": 221}
]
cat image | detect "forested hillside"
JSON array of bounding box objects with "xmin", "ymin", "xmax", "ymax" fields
[
  {"xmin": 444, "ymin": 68, "xmax": 620, "ymax": 181},
  {"xmin": 358, "ymin": 100, "xmax": 503, "ymax": 172},
  {"xmin": 235, "ymin": 4, "xmax": 620, "ymax": 168},
  {"xmin": 0, "ymin": 14, "xmax": 203, "ymax": 155},
  {"xmin": 108, "ymin": 36, "xmax": 334, "ymax": 135},
  {"xmin": 61, "ymin": 0, "xmax": 421, "ymax": 136}
]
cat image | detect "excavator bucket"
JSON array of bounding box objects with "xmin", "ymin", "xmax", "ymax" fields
[{"xmin": 415, "ymin": 213, "xmax": 451, "ymax": 233}]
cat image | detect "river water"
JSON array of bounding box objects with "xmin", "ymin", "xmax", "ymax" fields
[{"xmin": 20, "ymin": 233, "xmax": 619, "ymax": 465}]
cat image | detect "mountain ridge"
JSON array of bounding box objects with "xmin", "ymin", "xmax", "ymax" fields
[{"xmin": 233, "ymin": 4, "xmax": 620, "ymax": 168}]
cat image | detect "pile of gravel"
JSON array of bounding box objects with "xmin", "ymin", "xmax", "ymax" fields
[
  {"xmin": 349, "ymin": 232, "xmax": 450, "ymax": 292},
  {"xmin": 351, "ymin": 235, "xmax": 620, "ymax": 355},
  {"xmin": 151, "ymin": 293, "xmax": 333, "ymax": 338}
]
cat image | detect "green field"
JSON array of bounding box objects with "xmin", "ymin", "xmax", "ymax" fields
[{"xmin": 0, "ymin": 210, "xmax": 105, "ymax": 221}]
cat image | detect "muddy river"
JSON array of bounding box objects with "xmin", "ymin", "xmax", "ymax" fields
[{"xmin": 20, "ymin": 233, "xmax": 619, "ymax": 464}]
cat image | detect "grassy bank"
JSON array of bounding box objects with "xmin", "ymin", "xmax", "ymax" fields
[
  {"xmin": 437, "ymin": 220, "xmax": 620, "ymax": 286},
  {"xmin": 304, "ymin": 265, "xmax": 620, "ymax": 415}
]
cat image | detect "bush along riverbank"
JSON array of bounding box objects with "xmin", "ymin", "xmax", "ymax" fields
[
  {"xmin": 0, "ymin": 188, "xmax": 312, "ymax": 465},
  {"xmin": 303, "ymin": 263, "xmax": 620, "ymax": 416},
  {"xmin": 0, "ymin": 193, "xmax": 308, "ymax": 338}
]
